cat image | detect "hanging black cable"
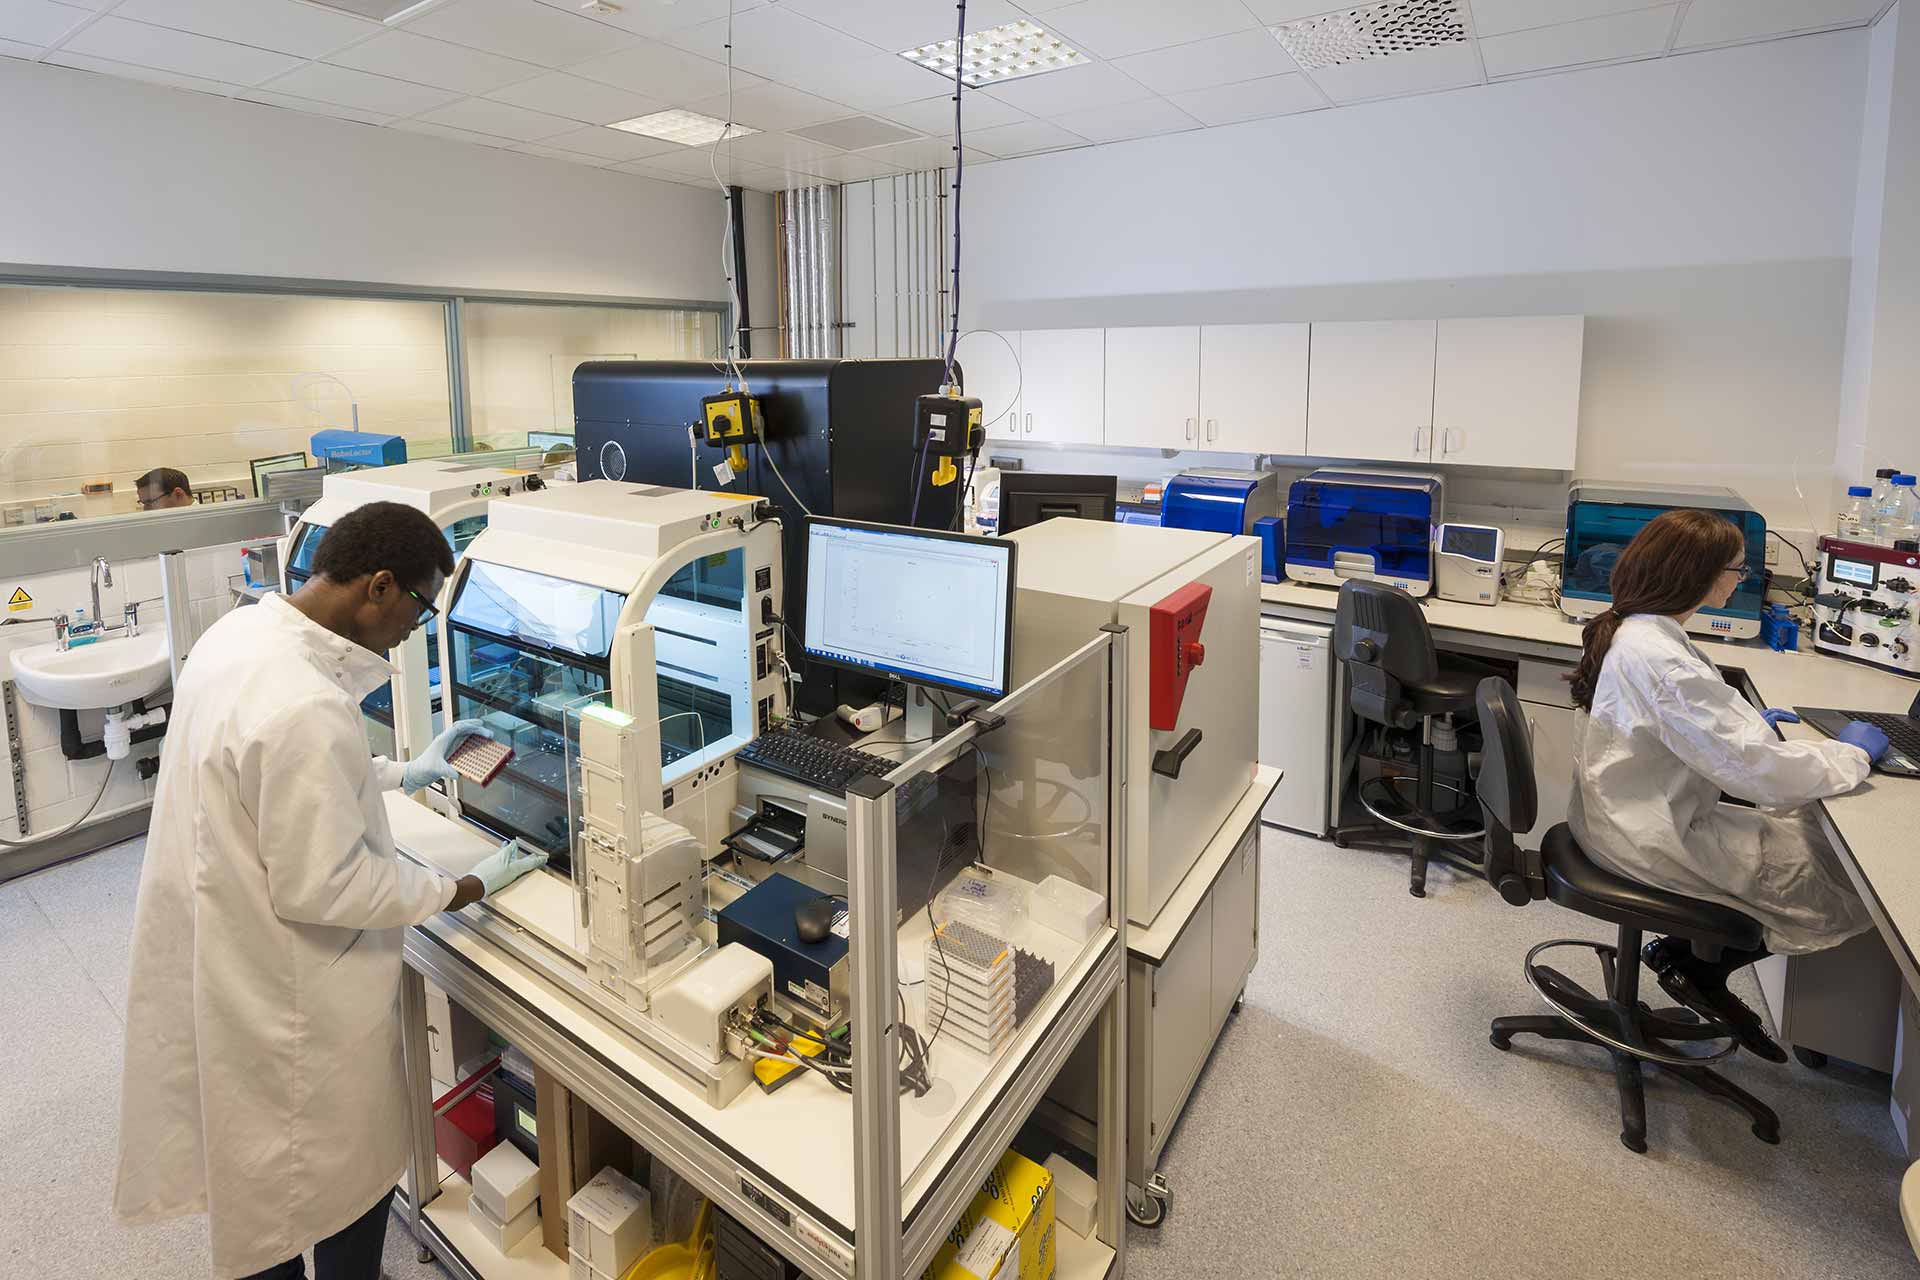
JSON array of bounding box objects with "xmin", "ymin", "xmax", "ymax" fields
[{"xmin": 940, "ymin": 0, "xmax": 966, "ymax": 388}]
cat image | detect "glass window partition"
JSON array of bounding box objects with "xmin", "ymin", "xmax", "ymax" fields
[
  {"xmin": 445, "ymin": 560, "xmax": 628, "ymax": 870},
  {"xmin": 647, "ymin": 548, "xmax": 750, "ymax": 778}
]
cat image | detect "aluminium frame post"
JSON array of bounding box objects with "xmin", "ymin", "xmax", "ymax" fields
[{"xmin": 845, "ymin": 772, "xmax": 902, "ymax": 1278}]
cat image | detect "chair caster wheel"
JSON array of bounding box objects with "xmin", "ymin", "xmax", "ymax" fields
[
  {"xmin": 1490, "ymin": 1032, "xmax": 1511, "ymax": 1051},
  {"xmin": 1331, "ymin": 835, "xmax": 1348, "ymax": 848},
  {"xmin": 1409, "ymin": 885, "xmax": 1426, "ymax": 898},
  {"xmin": 1621, "ymin": 1133, "xmax": 1648, "ymax": 1154},
  {"xmin": 1754, "ymin": 1124, "xmax": 1781, "ymax": 1145},
  {"xmin": 1793, "ymin": 1047, "xmax": 1828, "ymax": 1070}
]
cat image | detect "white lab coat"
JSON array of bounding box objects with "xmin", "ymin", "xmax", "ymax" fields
[
  {"xmin": 114, "ymin": 594, "xmax": 455, "ymax": 1277},
  {"xmin": 1569, "ymin": 613, "xmax": 1875, "ymax": 955}
]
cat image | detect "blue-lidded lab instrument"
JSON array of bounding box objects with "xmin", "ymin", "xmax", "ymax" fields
[
  {"xmin": 1159, "ymin": 469, "xmax": 1281, "ymax": 536},
  {"xmin": 1285, "ymin": 469, "xmax": 1443, "ymax": 597},
  {"xmin": 310, "ymin": 428, "xmax": 408, "ymax": 470},
  {"xmin": 1561, "ymin": 482, "xmax": 1766, "ymax": 640}
]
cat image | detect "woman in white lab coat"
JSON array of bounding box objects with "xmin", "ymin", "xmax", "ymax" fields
[
  {"xmin": 113, "ymin": 502, "xmax": 545, "ymax": 1279},
  {"xmin": 1566, "ymin": 509, "xmax": 1891, "ymax": 1061}
]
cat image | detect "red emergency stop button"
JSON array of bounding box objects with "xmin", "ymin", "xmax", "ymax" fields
[{"xmin": 1187, "ymin": 642, "xmax": 1205, "ymax": 669}]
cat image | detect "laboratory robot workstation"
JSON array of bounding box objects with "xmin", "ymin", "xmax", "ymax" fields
[{"xmin": 376, "ymin": 454, "xmax": 1272, "ymax": 1280}]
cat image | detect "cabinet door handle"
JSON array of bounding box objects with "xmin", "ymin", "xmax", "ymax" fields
[
  {"xmin": 1025, "ymin": 412, "xmax": 1033, "ymax": 435},
  {"xmin": 1152, "ymin": 727, "xmax": 1204, "ymax": 780},
  {"xmin": 1185, "ymin": 417, "xmax": 1195, "ymax": 441},
  {"xmin": 1442, "ymin": 427, "xmax": 1464, "ymax": 457},
  {"xmin": 1206, "ymin": 418, "xmax": 1218, "ymax": 443},
  {"xmin": 1413, "ymin": 427, "xmax": 1424, "ymax": 456}
]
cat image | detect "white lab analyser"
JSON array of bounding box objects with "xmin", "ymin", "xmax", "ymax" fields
[{"xmin": 801, "ymin": 517, "xmax": 1015, "ymax": 700}]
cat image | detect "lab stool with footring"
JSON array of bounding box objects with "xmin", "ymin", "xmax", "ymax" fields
[
  {"xmin": 1471, "ymin": 675, "xmax": 1781, "ymax": 1153},
  {"xmin": 1330, "ymin": 580, "xmax": 1492, "ymax": 897}
]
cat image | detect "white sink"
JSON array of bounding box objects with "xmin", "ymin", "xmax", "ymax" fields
[{"xmin": 9, "ymin": 632, "xmax": 172, "ymax": 710}]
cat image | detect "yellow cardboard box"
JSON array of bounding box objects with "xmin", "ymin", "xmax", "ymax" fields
[{"xmin": 923, "ymin": 1149, "xmax": 1055, "ymax": 1280}]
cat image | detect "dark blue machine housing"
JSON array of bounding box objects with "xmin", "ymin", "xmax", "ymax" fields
[{"xmin": 1285, "ymin": 469, "xmax": 1442, "ymax": 594}]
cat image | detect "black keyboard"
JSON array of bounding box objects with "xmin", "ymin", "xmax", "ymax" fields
[
  {"xmin": 737, "ymin": 725, "xmax": 896, "ymax": 794},
  {"xmin": 1847, "ymin": 712, "xmax": 1920, "ymax": 761}
]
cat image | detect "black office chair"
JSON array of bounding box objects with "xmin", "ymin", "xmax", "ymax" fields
[
  {"xmin": 1330, "ymin": 580, "xmax": 1489, "ymax": 897},
  {"xmin": 1472, "ymin": 676, "xmax": 1781, "ymax": 1153}
]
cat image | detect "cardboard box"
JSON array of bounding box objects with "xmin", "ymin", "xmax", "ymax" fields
[
  {"xmin": 468, "ymin": 1193, "xmax": 540, "ymax": 1255},
  {"xmin": 923, "ymin": 1150, "xmax": 1054, "ymax": 1280},
  {"xmin": 1041, "ymin": 1154, "xmax": 1095, "ymax": 1238},
  {"xmin": 472, "ymin": 1140, "xmax": 541, "ymax": 1224},
  {"xmin": 569, "ymin": 1251, "xmax": 619, "ymax": 1280},
  {"xmin": 568, "ymin": 1167, "xmax": 653, "ymax": 1276}
]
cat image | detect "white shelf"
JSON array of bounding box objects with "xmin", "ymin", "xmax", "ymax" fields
[
  {"xmin": 1056, "ymin": 1221, "xmax": 1118, "ymax": 1280},
  {"xmin": 422, "ymin": 1170, "xmax": 569, "ymax": 1280}
]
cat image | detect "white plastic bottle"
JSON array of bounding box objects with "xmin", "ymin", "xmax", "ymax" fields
[{"xmin": 1840, "ymin": 485, "xmax": 1874, "ymax": 539}]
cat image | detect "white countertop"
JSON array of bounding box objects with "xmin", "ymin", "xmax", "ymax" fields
[{"xmin": 1261, "ymin": 580, "xmax": 1920, "ymax": 988}]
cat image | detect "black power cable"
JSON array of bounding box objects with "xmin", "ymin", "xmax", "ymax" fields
[{"xmin": 940, "ymin": 0, "xmax": 967, "ymax": 388}]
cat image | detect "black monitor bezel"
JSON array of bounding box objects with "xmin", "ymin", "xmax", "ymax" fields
[{"xmin": 996, "ymin": 471, "xmax": 1118, "ymax": 535}]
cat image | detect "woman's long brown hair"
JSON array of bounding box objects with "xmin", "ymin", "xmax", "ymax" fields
[{"xmin": 1567, "ymin": 508, "xmax": 1746, "ymax": 711}]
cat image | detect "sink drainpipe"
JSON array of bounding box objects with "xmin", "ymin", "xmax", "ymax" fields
[{"xmin": 59, "ymin": 699, "xmax": 168, "ymax": 762}]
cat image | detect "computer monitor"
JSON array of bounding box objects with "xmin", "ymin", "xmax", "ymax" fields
[
  {"xmin": 803, "ymin": 518, "xmax": 1016, "ymax": 701},
  {"xmin": 249, "ymin": 451, "xmax": 308, "ymax": 498},
  {"xmin": 997, "ymin": 471, "xmax": 1117, "ymax": 534}
]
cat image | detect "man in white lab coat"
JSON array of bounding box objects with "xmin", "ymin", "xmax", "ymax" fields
[{"xmin": 114, "ymin": 501, "xmax": 546, "ymax": 1279}]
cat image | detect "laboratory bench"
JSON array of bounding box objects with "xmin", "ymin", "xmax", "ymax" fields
[{"xmin": 1261, "ymin": 577, "xmax": 1920, "ymax": 1112}]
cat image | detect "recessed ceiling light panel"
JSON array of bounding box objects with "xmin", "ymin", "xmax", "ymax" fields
[
  {"xmin": 1272, "ymin": 0, "xmax": 1467, "ymax": 71},
  {"xmin": 900, "ymin": 18, "xmax": 1088, "ymax": 89},
  {"xmin": 609, "ymin": 109, "xmax": 757, "ymax": 146}
]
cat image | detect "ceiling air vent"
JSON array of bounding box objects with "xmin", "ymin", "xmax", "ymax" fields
[{"xmin": 1272, "ymin": 0, "xmax": 1468, "ymax": 71}]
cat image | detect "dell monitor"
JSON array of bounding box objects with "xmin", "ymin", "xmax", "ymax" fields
[
  {"xmin": 803, "ymin": 518, "xmax": 1016, "ymax": 701},
  {"xmin": 997, "ymin": 472, "xmax": 1117, "ymax": 535}
]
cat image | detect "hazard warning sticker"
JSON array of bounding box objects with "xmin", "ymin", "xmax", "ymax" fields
[{"xmin": 6, "ymin": 587, "xmax": 30, "ymax": 613}]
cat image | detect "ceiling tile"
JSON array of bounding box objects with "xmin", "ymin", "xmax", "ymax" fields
[
  {"xmin": 487, "ymin": 70, "xmax": 664, "ymax": 123},
  {"xmin": 1241, "ymin": 0, "xmax": 1350, "ymax": 21},
  {"xmin": 262, "ymin": 60, "xmax": 464, "ymax": 114},
  {"xmin": 790, "ymin": 151, "xmax": 905, "ymax": 182},
  {"xmin": 110, "ymin": 0, "xmax": 377, "ymax": 60},
  {"xmin": 60, "ymin": 17, "xmax": 305, "ymax": 84},
  {"xmin": 619, "ymin": 145, "xmax": 775, "ymax": 181},
  {"xmin": 237, "ymin": 89, "xmax": 394, "ymax": 125},
  {"xmin": 778, "ymin": 0, "xmax": 1029, "ymax": 53},
  {"xmin": 402, "ymin": 0, "xmax": 635, "ymax": 67},
  {"xmin": 663, "ymin": 7, "xmax": 887, "ymax": 85},
  {"xmin": 527, "ymin": 0, "xmax": 771, "ymax": 39},
  {"xmin": 1304, "ymin": 39, "xmax": 1483, "ymax": 103},
  {"xmin": 1468, "ymin": 0, "xmax": 1671, "ymax": 38},
  {"xmin": 879, "ymin": 89, "xmax": 1029, "ymax": 133},
  {"xmin": 1674, "ymin": 0, "xmax": 1886, "ymax": 49},
  {"xmin": 326, "ymin": 30, "xmax": 543, "ymax": 94},
  {"xmin": 961, "ymin": 117, "xmax": 1088, "ymax": 157},
  {"xmin": 713, "ymin": 130, "xmax": 846, "ymax": 168},
  {"xmin": 860, "ymin": 135, "xmax": 988, "ymax": 170},
  {"xmin": 0, "ymin": 0, "xmax": 89, "ymax": 46},
  {"xmin": 1481, "ymin": 4, "xmax": 1677, "ymax": 77},
  {"xmin": 1112, "ymin": 28, "xmax": 1298, "ymax": 95},
  {"xmin": 1167, "ymin": 71, "xmax": 1323, "ymax": 124},
  {"xmin": 414, "ymin": 94, "xmax": 578, "ymax": 139},
  {"xmin": 790, "ymin": 114, "xmax": 921, "ymax": 149},
  {"xmin": 975, "ymin": 59, "xmax": 1152, "ymax": 117},
  {"xmin": 571, "ymin": 39, "xmax": 757, "ymax": 101},
  {"xmin": 1, "ymin": 38, "xmax": 46, "ymax": 57},
  {"xmin": 507, "ymin": 139, "xmax": 608, "ymax": 163},
  {"xmin": 541, "ymin": 122, "xmax": 685, "ymax": 160},
  {"xmin": 1050, "ymin": 93, "xmax": 1201, "ymax": 144},
  {"xmin": 42, "ymin": 50, "xmax": 242, "ymax": 96},
  {"xmin": 686, "ymin": 82, "xmax": 857, "ymax": 132},
  {"xmin": 1043, "ymin": 0, "xmax": 1264, "ymax": 60},
  {"xmin": 795, "ymin": 50, "xmax": 956, "ymax": 110},
  {"xmin": 387, "ymin": 116, "xmax": 518, "ymax": 147}
]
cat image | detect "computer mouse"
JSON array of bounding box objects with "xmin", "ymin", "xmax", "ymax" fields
[{"xmin": 795, "ymin": 896, "xmax": 839, "ymax": 945}]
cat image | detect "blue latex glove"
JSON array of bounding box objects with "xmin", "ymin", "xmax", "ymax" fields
[
  {"xmin": 468, "ymin": 837, "xmax": 549, "ymax": 897},
  {"xmin": 401, "ymin": 718, "xmax": 491, "ymax": 794},
  {"xmin": 1759, "ymin": 708, "xmax": 1801, "ymax": 730},
  {"xmin": 1836, "ymin": 720, "xmax": 1891, "ymax": 763}
]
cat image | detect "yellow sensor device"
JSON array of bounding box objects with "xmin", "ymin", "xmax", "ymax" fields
[{"xmin": 701, "ymin": 389, "xmax": 764, "ymax": 475}]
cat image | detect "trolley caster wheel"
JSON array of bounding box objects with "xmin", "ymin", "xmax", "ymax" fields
[
  {"xmin": 1793, "ymin": 1047, "xmax": 1828, "ymax": 1070},
  {"xmin": 417, "ymin": 1246, "xmax": 433, "ymax": 1264},
  {"xmin": 1489, "ymin": 1031, "xmax": 1511, "ymax": 1051},
  {"xmin": 1754, "ymin": 1124, "xmax": 1781, "ymax": 1145},
  {"xmin": 1621, "ymin": 1133, "xmax": 1648, "ymax": 1154},
  {"xmin": 1127, "ymin": 1175, "xmax": 1170, "ymax": 1229}
]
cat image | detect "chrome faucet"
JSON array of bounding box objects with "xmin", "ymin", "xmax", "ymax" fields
[{"xmin": 91, "ymin": 557, "xmax": 112, "ymax": 630}]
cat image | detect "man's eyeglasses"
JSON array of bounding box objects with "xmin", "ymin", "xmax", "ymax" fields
[{"xmin": 406, "ymin": 589, "xmax": 440, "ymax": 625}]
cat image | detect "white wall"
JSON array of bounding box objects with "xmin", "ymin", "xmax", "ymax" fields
[
  {"xmin": 0, "ymin": 58, "xmax": 726, "ymax": 302},
  {"xmin": 958, "ymin": 32, "xmax": 1871, "ymax": 530},
  {"xmin": 1840, "ymin": 2, "xmax": 1920, "ymax": 497}
]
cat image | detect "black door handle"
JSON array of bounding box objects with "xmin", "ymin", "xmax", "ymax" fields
[{"xmin": 1152, "ymin": 728, "xmax": 1203, "ymax": 780}]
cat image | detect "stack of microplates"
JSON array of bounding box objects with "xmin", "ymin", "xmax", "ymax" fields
[{"xmin": 925, "ymin": 920, "xmax": 1058, "ymax": 1056}]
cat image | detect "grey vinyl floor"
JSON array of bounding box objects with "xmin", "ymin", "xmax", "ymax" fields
[{"xmin": 3, "ymin": 829, "xmax": 1915, "ymax": 1279}]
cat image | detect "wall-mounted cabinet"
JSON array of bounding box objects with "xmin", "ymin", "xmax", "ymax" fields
[
  {"xmin": 1013, "ymin": 328, "xmax": 1106, "ymax": 444},
  {"xmin": 1303, "ymin": 319, "xmax": 1438, "ymax": 464},
  {"xmin": 1104, "ymin": 326, "xmax": 1202, "ymax": 449},
  {"xmin": 1201, "ymin": 323, "xmax": 1309, "ymax": 456},
  {"xmin": 955, "ymin": 329, "xmax": 1023, "ymax": 438},
  {"xmin": 1433, "ymin": 315, "xmax": 1584, "ymax": 470}
]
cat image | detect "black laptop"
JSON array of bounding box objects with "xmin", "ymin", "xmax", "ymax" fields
[{"xmin": 1795, "ymin": 689, "xmax": 1920, "ymax": 777}]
